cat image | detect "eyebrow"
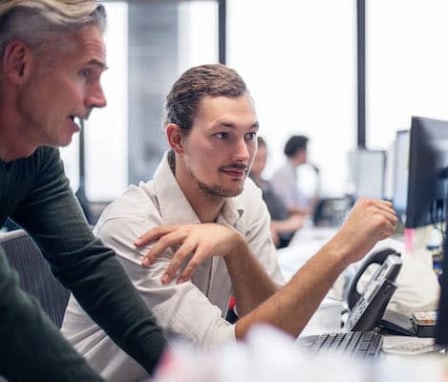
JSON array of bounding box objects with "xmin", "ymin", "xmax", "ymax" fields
[
  {"xmin": 87, "ymin": 58, "xmax": 109, "ymax": 71},
  {"xmin": 220, "ymin": 121, "xmax": 259, "ymax": 129}
]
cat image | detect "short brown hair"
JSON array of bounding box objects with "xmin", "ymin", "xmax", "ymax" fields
[{"xmin": 165, "ymin": 64, "xmax": 249, "ymax": 136}]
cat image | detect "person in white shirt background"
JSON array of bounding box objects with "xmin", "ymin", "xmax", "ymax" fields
[
  {"xmin": 249, "ymin": 136, "xmax": 305, "ymax": 248},
  {"xmin": 270, "ymin": 134, "xmax": 317, "ymax": 216}
]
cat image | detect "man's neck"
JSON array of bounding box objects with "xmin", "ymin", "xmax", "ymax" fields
[
  {"xmin": 192, "ymin": 198, "xmax": 225, "ymax": 224},
  {"xmin": 0, "ymin": 106, "xmax": 37, "ymax": 162},
  {"xmin": 169, "ymin": 151, "xmax": 225, "ymax": 223},
  {"xmin": 180, "ymin": 179, "xmax": 225, "ymax": 223},
  {"xmin": 0, "ymin": 128, "xmax": 37, "ymax": 162}
]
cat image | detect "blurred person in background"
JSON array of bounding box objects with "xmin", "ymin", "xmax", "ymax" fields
[
  {"xmin": 250, "ymin": 136, "xmax": 304, "ymax": 248},
  {"xmin": 270, "ymin": 135, "xmax": 318, "ymax": 216}
]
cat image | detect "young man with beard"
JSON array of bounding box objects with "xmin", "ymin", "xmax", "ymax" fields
[{"xmin": 62, "ymin": 63, "xmax": 397, "ymax": 382}]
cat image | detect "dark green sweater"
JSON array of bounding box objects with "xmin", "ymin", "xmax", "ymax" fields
[{"xmin": 0, "ymin": 146, "xmax": 167, "ymax": 381}]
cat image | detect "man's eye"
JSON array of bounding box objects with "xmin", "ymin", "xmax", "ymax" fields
[
  {"xmin": 80, "ymin": 69, "xmax": 91, "ymax": 78},
  {"xmin": 215, "ymin": 132, "xmax": 229, "ymax": 140},
  {"xmin": 246, "ymin": 132, "xmax": 257, "ymax": 141}
]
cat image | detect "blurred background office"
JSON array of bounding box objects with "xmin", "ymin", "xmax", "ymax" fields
[{"xmin": 35, "ymin": 0, "xmax": 448, "ymax": 225}]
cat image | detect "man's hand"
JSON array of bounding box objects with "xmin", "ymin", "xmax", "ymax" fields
[
  {"xmin": 135, "ymin": 223, "xmax": 245, "ymax": 284},
  {"xmin": 329, "ymin": 198, "xmax": 398, "ymax": 267}
]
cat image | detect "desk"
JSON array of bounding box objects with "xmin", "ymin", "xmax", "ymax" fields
[
  {"xmin": 278, "ymin": 224, "xmax": 406, "ymax": 282},
  {"xmin": 276, "ymin": 225, "xmax": 344, "ymax": 336},
  {"xmin": 153, "ymin": 324, "xmax": 448, "ymax": 382},
  {"xmin": 277, "ymin": 225, "xmax": 339, "ymax": 282},
  {"xmin": 152, "ymin": 225, "xmax": 446, "ymax": 381},
  {"xmin": 276, "ymin": 224, "xmax": 439, "ymax": 337}
]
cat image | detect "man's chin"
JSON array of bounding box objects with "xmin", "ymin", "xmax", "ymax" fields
[
  {"xmin": 58, "ymin": 140, "xmax": 73, "ymax": 148},
  {"xmin": 57, "ymin": 132, "xmax": 76, "ymax": 147},
  {"xmin": 221, "ymin": 186, "xmax": 244, "ymax": 198},
  {"xmin": 197, "ymin": 183, "xmax": 244, "ymax": 199}
]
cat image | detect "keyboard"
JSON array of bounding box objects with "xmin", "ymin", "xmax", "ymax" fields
[{"xmin": 296, "ymin": 331, "xmax": 384, "ymax": 359}]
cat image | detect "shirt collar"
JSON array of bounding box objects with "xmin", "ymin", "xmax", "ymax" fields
[{"xmin": 153, "ymin": 150, "xmax": 244, "ymax": 227}]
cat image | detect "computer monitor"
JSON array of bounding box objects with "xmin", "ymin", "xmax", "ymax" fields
[
  {"xmin": 405, "ymin": 116, "xmax": 448, "ymax": 229},
  {"xmin": 348, "ymin": 149, "xmax": 386, "ymax": 200},
  {"xmin": 391, "ymin": 130, "xmax": 410, "ymax": 222},
  {"xmin": 436, "ymin": 230, "xmax": 448, "ymax": 345}
]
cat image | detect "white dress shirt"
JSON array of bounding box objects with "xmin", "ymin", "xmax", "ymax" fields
[
  {"xmin": 270, "ymin": 160, "xmax": 308, "ymax": 209},
  {"xmin": 61, "ymin": 151, "xmax": 284, "ymax": 382}
]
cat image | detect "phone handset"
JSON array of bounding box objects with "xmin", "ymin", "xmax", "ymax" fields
[
  {"xmin": 345, "ymin": 248, "xmax": 401, "ymax": 310},
  {"xmin": 344, "ymin": 248, "xmax": 402, "ymax": 332}
]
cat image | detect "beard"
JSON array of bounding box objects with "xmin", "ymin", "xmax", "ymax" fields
[{"xmin": 190, "ymin": 169, "xmax": 245, "ymax": 201}]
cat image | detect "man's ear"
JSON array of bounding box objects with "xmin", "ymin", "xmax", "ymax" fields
[
  {"xmin": 166, "ymin": 123, "xmax": 185, "ymax": 153},
  {"xmin": 3, "ymin": 40, "xmax": 32, "ymax": 85}
]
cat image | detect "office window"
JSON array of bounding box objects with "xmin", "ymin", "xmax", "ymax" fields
[
  {"xmin": 178, "ymin": 2, "xmax": 218, "ymax": 71},
  {"xmin": 126, "ymin": 1, "xmax": 218, "ymax": 187},
  {"xmin": 366, "ymin": 0, "xmax": 448, "ymax": 149},
  {"xmin": 227, "ymin": 0, "xmax": 356, "ymax": 197},
  {"xmin": 61, "ymin": 1, "xmax": 218, "ymax": 201}
]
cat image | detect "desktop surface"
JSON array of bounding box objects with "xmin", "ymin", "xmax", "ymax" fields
[
  {"xmin": 151, "ymin": 324, "xmax": 448, "ymax": 382},
  {"xmin": 278, "ymin": 223, "xmax": 442, "ymax": 362},
  {"xmin": 296, "ymin": 330, "xmax": 384, "ymax": 359}
]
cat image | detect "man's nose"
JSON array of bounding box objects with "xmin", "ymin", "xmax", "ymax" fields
[
  {"xmin": 86, "ymin": 84, "xmax": 107, "ymax": 109},
  {"xmin": 233, "ymin": 138, "xmax": 250, "ymax": 162}
]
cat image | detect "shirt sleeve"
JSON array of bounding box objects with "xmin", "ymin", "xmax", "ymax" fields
[
  {"xmin": 96, "ymin": 215, "xmax": 236, "ymax": 348},
  {"xmin": 0, "ymin": 247, "xmax": 105, "ymax": 381},
  {"xmin": 10, "ymin": 147, "xmax": 167, "ymax": 375}
]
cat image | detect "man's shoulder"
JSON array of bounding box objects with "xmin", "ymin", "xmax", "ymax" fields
[
  {"xmin": 100, "ymin": 182, "xmax": 157, "ymax": 222},
  {"xmin": 94, "ymin": 181, "xmax": 163, "ymax": 242}
]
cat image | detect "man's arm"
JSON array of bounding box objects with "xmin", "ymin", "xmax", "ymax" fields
[
  {"xmin": 224, "ymin": 241, "xmax": 279, "ymax": 317},
  {"xmin": 137, "ymin": 198, "xmax": 397, "ymax": 339},
  {"xmin": 234, "ymin": 198, "xmax": 397, "ymax": 338},
  {"xmin": 234, "ymin": 236, "xmax": 346, "ymax": 338},
  {"xmin": 137, "ymin": 222, "xmax": 280, "ymax": 316},
  {"xmin": 12, "ymin": 148, "xmax": 167, "ymax": 375},
  {"xmin": 87, "ymin": 216, "xmax": 237, "ymax": 348},
  {"xmin": 0, "ymin": 248, "xmax": 105, "ymax": 381}
]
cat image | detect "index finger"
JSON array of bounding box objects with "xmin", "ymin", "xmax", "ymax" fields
[{"xmin": 134, "ymin": 225, "xmax": 179, "ymax": 247}]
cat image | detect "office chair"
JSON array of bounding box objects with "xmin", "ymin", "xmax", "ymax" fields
[{"xmin": 0, "ymin": 229, "xmax": 70, "ymax": 328}]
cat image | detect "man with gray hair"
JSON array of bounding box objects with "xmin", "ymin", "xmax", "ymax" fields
[{"xmin": 0, "ymin": 1, "xmax": 166, "ymax": 380}]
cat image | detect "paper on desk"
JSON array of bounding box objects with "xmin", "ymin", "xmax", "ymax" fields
[
  {"xmin": 382, "ymin": 336, "xmax": 444, "ymax": 355},
  {"xmin": 276, "ymin": 225, "xmax": 340, "ymax": 281}
]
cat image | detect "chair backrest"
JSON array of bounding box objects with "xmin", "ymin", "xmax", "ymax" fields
[{"xmin": 0, "ymin": 229, "xmax": 70, "ymax": 328}]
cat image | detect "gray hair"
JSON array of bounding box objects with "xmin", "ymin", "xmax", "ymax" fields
[{"xmin": 0, "ymin": 0, "xmax": 106, "ymax": 58}]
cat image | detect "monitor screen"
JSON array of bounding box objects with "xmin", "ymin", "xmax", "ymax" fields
[
  {"xmin": 348, "ymin": 149, "xmax": 386, "ymax": 200},
  {"xmin": 391, "ymin": 130, "xmax": 410, "ymax": 221},
  {"xmin": 436, "ymin": 231, "xmax": 448, "ymax": 345},
  {"xmin": 405, "ymin": 116, "xmax": 448, "ymax": 229}
]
